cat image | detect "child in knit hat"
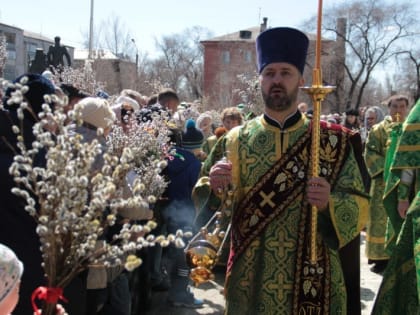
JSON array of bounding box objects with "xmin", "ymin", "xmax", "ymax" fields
[
  {"xmin": 157, "ymin": 119, "xmax": 204, "ymax": 308},
  {"xmin": 0, "ymin": 244, "xmax": 68, "ymax": 315},
  {"xmin": 0, "ymin": 243, "xmax": 23, "ymax": 315},
  {"xmin": 182, "ymin": 119, "xmax": 206, "ymax": 161},
  {"xmin": 182, "ymin": 119, "xmax": 204, "ymax": 150}
]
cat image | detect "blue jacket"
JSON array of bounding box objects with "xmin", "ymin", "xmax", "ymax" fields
[{"xmin": 162, "ymin": 146, "xmax": 201, "ymax": 227}]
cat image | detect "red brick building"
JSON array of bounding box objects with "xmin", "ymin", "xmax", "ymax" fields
[
  {"xmin": 201, "ymin": 18, "xmax": 346, "ymax": 113},
  {"xmin": 201, "ymin": 21, "xmax": 263, "ymax": 109}
]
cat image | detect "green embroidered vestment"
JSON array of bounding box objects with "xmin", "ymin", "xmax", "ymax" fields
[{"xmin": 194, "ymin": 115, "xmax": 368, "ymax": 315}]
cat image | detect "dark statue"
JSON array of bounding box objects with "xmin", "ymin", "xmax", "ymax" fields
[
  {"xmin": 47, "ymin": 36, "xmax": 71, "ymax": 69},
  {"xmin": 29, "ymin": 48, "xmax": 48, "ymax": 74}
]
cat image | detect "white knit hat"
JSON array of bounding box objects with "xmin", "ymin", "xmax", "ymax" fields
[
  {"xmin": 0, "ymin": 244, "xmax": 23, "ymax": 304},
  {"xmin": 77, "ymin": 97, "xmax": 116, "ymax": 130}
]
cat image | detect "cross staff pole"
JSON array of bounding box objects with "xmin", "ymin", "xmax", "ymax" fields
[{"xmin": 300, "ymin": 0, "xmax": 335, "ymax": 264}]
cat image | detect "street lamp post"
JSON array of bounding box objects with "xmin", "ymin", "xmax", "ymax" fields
[
  {"xmin": 131, "ymin": 38, "xmax": 138, "ymax": 70},
  {"xmin": 88, "ymin": 0, "xmax": 94, "ymax": 59}
]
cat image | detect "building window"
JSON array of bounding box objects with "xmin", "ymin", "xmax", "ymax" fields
[
  {"xmin": 222, "ymin": 51, "xmax": 230, "ymax": 64},
  {"xmin": 4, "ymin": 32, "xmax": 16, "ymax": 44},
  {"xmin": 3, "ymin": 65, "xmax": 15, "ymax": 80},
  {"xmin": 244, "ymin": 50, "xmax": 252, "ymax": 63},
  {"xmin": 7, "ymin": 50, "xmax": 16, "ymax": 60},
  {"xmin": 26, "ymin": 43, "xmax": 38, "ymax": 61}
]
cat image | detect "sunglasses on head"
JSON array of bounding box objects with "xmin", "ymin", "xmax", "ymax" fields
[{"xmin": 121, "ymin": 106, "xmax": 134, "ymax": 124}]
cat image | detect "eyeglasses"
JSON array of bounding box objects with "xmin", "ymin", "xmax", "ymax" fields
[
  {"xmin": 121, "ymin": 108, "xmax": 133, "ymax": 117},
  {"xmin": 121, "ymin": 107, "xmax": 134, "ymax": 124}
]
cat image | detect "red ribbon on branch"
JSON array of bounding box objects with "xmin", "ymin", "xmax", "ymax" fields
[{"xmin": 31, "ymin": 286, "xmax": 68, "ymax": 315}]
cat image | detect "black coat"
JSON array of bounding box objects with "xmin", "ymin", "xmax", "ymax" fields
[
  {"xmin": 0, "ymin": 109, "xmax": 45, "ymax": 314},
  {"xmin": 0, "ymin": 110, "xmax": 86, "ymax": 314}
]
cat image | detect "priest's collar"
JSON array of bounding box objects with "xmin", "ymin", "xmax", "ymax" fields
[{"xmin": 264, "ymin": 110, "xmax": 302, "ymax": 129}]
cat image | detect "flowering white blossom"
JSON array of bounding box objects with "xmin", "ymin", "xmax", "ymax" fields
[{"xmin": 3, "ymin": 77, "xmax": 186, "ymax": 295}]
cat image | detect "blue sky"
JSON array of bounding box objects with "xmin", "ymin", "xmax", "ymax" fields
[{"xmin": 1, "ymin": 0, "xmax": 349, "ymax": 56}]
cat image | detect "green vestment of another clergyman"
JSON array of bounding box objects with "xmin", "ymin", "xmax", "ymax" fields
[
  {"xmin": 372, "ymin": 99, "xmax": 420, "ymax": 315},
  {"xmin": 364, "ymin": 116, "xmax": 394, "ymax": 260}
]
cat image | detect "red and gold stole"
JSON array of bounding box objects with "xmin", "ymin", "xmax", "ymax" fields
[{"xmin": 227, "ymin": 122, "xmax": 352, "ymax": 315}]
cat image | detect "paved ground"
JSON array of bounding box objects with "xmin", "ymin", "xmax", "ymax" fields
[
  {"xmin": 360, "ymin": 232, "xmax": 382, "ymax": 315},
  {"xmin": 144, "ymin": 231, "xmax": 382, "ymax": 315}
]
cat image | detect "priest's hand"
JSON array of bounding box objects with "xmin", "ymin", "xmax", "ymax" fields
[
  {"xmin": 307, "ymin": 177, "xmax": 330, "ymax": 212},
  {"xmin": 209, "ymin": 160, "xmax": 232, "ymax": 194}
]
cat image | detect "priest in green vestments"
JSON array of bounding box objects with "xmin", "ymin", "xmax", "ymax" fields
[
  {"xmin": 193, "ymin": 27, "xmax": 369, "ymax": 315},
  {"xmin": 363, "ymin": 95, "xmax": 410, "ymax": 273},
  {"xmin": 372, "ymin": 98, "xmax": 420, "ymax": 314}
]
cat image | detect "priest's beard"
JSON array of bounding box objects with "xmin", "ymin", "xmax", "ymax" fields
[{"xmin": 262, "ymin": 83, "xmax": 299, "ymax": 112}]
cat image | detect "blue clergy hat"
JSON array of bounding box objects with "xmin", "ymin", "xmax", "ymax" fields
[{"xmin": 256, "ymin": 27, "xmax": 309, "ymax": 74}]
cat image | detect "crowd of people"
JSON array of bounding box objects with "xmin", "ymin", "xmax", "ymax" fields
[{"xmin": 0, "ymin": 26, "xmax": 419, "ymax": 315}]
